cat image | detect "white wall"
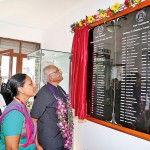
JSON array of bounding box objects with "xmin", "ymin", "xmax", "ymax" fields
[
  {"xmin": 43, "ymin": 0, "xmax": 150, "ymax": 150},
  {"xmin": 73, "ymin": 119, "xmax": 150, "ymax": 150},
  {"xmin": 0, "ymin": 21, "xmax": 43, "ymax": 43}
]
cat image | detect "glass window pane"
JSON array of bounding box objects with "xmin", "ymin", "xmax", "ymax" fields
[
  {"xmin": 1, "ymin": 56, "xmax": 9, "ymax": 83},
  {"xmin": 12, "ymin": 57, "xmax": 17, "ymax": 76}
]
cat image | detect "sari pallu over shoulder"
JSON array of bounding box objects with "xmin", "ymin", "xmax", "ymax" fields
[{"xmin": 0, "ymin": 101, "xmax": 36, "ymax": 148}]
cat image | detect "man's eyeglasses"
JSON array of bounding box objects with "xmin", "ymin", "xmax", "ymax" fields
[{"xmin": 49, "ymin": 68, "xmax": 61, "ymax": 75}]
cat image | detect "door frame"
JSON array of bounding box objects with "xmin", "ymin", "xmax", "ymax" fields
[{"xmin": 0, "ymin": 49, "xmax": 13, "ymax": 79}]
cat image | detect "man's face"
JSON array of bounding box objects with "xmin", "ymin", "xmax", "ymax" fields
[{"xmin": 48, "ymin": 66, "xmax": 63, "ymax": 83}]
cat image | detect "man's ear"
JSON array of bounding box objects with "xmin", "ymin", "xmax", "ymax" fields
[
  {"xmin": 18, "ymin": 87, "xmax": 24, "ymax": 94},
  {"xmin": 48, "ymin": 74, "xmax": 53, "ymax": 81}
]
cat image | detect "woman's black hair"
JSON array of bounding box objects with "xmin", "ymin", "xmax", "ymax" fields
[{"xmin": 1, "ymin": 73, "xmax": 27, "ymax": 105}]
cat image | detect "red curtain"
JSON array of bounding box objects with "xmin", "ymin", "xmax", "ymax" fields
[{"xmin": 70, "ymin": 26, "xmax": 89, "ymax": 120}]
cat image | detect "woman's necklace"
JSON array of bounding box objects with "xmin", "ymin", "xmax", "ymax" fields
[
  {"xmin": 47, "ymin": 83, "xmax": 74, "ymax": 150},
  {"xmin": 15, "ymin": 97, "xmax": 28, "ymax": 112}
]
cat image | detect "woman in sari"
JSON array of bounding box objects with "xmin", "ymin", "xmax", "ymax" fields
[{"xmin": 0, "ymin": 73, "xmax": 36, "ymax": 150}]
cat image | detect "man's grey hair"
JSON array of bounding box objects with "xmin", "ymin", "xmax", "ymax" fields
[{"xmin": 42, "ymin": 65, "xmax": 52, "ymax": 83}]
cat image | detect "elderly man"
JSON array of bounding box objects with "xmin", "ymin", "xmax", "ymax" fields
[{"xmin": 31, "ymin": 65, "xmax": 73, "ymax": 150}]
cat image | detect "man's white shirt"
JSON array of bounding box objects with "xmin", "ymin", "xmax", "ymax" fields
[{"xmin": 0, "ymin": 93, "xmax": 6, "ymax": 113}]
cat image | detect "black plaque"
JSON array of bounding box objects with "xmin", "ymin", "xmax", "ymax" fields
[{"xmin": 88, "ymin": 6, "xmax": 150, "ymax": 134}]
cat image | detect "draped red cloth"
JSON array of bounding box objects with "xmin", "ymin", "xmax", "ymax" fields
[{"xmin": 70, "ymin": 26, "xmax": 89, "ymax": 119}]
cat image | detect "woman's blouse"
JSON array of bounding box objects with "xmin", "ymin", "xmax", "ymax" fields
[{"xmin": 0, "ymin": 110, "xmax": 35, "ymax": 150}]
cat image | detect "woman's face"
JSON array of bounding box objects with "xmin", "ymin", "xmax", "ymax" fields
[{"xmin": 21, "ymin": 76, "xmax": 36, "ymax": 98}]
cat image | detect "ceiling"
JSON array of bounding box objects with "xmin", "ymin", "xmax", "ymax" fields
[{"xmin": 0, "ymin": 0, "xmax": 83, "ymax": 29}]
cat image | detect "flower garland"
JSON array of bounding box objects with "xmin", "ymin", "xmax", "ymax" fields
[
  {"xmin": 46, "ymin": 83, "xmax": 74, "ymax": 149},
  {"xmin": 70, "ymin": 0, "xmax": 144, "ymax": 32},
  {"xmin": 56, "ymin": 96, "xmax": 74, "ymax": 150}
]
